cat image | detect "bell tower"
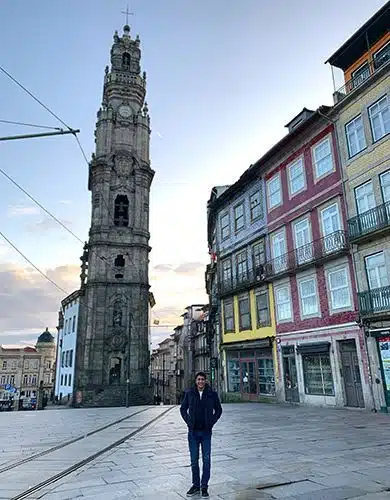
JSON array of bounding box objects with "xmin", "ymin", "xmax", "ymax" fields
[{"xmin": 74, "ymin": 23, "xmax": 154, "ymax": 407}]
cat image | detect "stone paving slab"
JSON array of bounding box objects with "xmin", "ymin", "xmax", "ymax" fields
[{"xmin": 3, "ymin": 404, "xmax": 390, "ymax": 499}]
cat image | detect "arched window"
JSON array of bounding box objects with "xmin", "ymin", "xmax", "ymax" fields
[
  {"xmin": 112, "ymin": 300, "xmax": 123, "ymax": 327},
  {"xmin": 109, "ymin": 357, "xmax": 121, "ymax": 385},
  {"xmin": 114, "ymin": 255, "xmax": 125, "ymax": 279},
  {"xmin": 114, "ymin": 195, "xmax": 129, "ymax": 227},
  {"xmin": 122, "ymin": 52, "xmax": 131, "ymax": 70}
]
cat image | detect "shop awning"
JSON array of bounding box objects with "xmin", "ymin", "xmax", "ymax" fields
[
  {"xmin": 296, "ymin": 342, "xmax": 330, "ymax": 355},
  {"xmin": 221, "ymin": 337, "xmax": 273, "ymax": 350}
]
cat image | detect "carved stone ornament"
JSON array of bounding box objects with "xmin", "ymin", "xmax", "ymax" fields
[{"xmin": 111, "ymin": 333, "xmax": 125, "ymax": 350}]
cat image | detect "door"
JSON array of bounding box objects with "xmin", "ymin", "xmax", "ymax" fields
[
  {"xmin": 321, "ymin": 203, "xmax": 342, "ymax": 253},
  {"xmin": 271, "ymin": 231, "xmax": 287, "ymax": 274},
  {"xmin": 294, "ymin": 218, "xmax": 313, "ymax": 264},
  {"xmin": 340, "ymin": 341, "xmax": 364, "ymax": 408},
  {"xmin": 241, "ymin": 360, "xmax": 257, "ymax": 400},
  {"xmin": 365, "ymin": 252, "xmax": 390, "ymax": 312},
  {"xmin": 355, "ymin": 181, "xmax": 377, "ymax": 233},
  {"xmin": 282, "ymin": 350, "xmax": 299, "ymax": 402}
]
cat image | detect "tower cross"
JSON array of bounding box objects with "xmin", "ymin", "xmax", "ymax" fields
[{"xmin": 121, "ymin": 5, "xmax": 134, "ymax": 25}]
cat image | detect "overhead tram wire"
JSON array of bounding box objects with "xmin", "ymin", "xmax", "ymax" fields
[
  {"xmin": 0, "ymin": 119, "xmax": 62, "ymax": 130},
  {"xmin": 0, "ymin": 66, "xmax": 114, "ymax": 269}
]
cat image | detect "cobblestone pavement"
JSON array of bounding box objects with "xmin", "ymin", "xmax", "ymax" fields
[{"xmin": 2, "ymin": 403, "xmax": 390, "ymax": 499}]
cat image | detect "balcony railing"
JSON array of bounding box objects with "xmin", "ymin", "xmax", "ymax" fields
[
  {"xmin": 333, "ymin": 54, "xmax": 390, "ymax": 104},
  {"xmin": 358, "ymin": 286, "xmax": 390, "ymax": 317},
  {"xmin": 348, "ymin": 202, "xmax": 390, "ymax": 242},
  {"xmin": 265, "ymin": 230, "xmax": 348, "ymax": 280},
  {"xmin": 218, "ymin": 265, "xmax": 266, "ymax": 296}
]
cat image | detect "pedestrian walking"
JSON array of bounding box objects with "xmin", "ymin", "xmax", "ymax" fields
[{"xmin": 180, "ymin": 371, "xmax": 222, "ymax": 498}]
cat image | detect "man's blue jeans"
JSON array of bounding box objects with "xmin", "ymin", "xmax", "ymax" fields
[{"xmin": 188, "ymin": 430, "xmax": 212, "ymax": 488}]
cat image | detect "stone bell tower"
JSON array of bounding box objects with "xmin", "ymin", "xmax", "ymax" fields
[{"xmin": 74, "ymin": 23, "xmax": 154, "ymax": 407}]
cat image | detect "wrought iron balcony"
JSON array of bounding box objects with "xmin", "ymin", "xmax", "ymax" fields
[
  {"xmin": 348, "ymin": 202, "xmax": 390, "ymax": 242},
  {"xmin": 218, "ymin": 265, "xmax": 266, "ymax": 297},
  {"xmin": 264, "ymin": 230, "xmax": 348, "ymax": 280},
  {"xmin": 333, "ymin": 54, "xmax": 390, "ymax": 104},
  {"xmin": 358, "ymin": 286, "xmax": 390, "ymax": 317}
]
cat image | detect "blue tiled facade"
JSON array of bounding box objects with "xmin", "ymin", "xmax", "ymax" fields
[{"xmin": 216, "ymin": 178, "xmax": 267, "ymax": 258}]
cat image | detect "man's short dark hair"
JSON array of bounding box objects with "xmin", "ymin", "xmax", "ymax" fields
[{"xmin": 195, "ymin": 371, "xmax": 207, "ymax": 380}]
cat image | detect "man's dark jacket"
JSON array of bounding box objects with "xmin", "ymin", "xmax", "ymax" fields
[{"xmin": 180, "ymin": 384, "xmax": 222, "ymax": 431}]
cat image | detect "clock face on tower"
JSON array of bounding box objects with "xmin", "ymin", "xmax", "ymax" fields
[{"xmin": 118, "ymin": 105, "xmax": 132, "ymax": 118}]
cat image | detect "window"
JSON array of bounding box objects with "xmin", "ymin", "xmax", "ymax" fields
[
  {"xmin": 223, "ymin": 299, "xmax": 234, "ymax": 333},
  {"xmin": 271, "ymin": 230, "xmax": 287, "ymax": 273},
  {"xmin": 267, "ymin": 174, "xmax": 281, "ymax": 209},
  {"xmin": 236, "ymin": 251, "xmax": 247, "ymax": 282},
  {"xmin": 31, "ymin": 375, "xmax": 37, "ymax": 386},
  {"xmin": 61, "ymin": 352, "xmax": 65, "ymax": 368},
  {"xmin": 313, "ymin": 138, "xmax": 333, "ymax": 179},
  {"xmin": 252, "ymin": 240, "xmax": 265, "ymax": 269},
  {"xmin": 238, "ymin": 294, "xmax": 251, "ymax": 330},
  {"xmin": 380, "ymin": 171, "xmax": 390, "ymax": 204},
  {"xmin": 109, "ymin": 357, "xmax": 122, "ymax": 385},
  {"xmin": 255, "ymin": 288, "xmax": 270, "ymax": 327},
  {"xmin": 122, "ymin": 52, "xmax": 131, "ymax": 69},
  {"xmin": 299, "ymin": 277, "xmax": 319, "ymax": 316},
  {"xmin": 220, "ymin": 213, "xmax": 230, "ymax": 240},
  {"xmin": 65, "ymin": 351, "xmax": 69, "ymax": 368},
  {"xmin": 64, "ymin": 319, "xmax": 68, "ymax": 335},
  {"xmin": 294, "ymin": 218, "xmax": 313, "ymax": 264},
  {"xmin": 2, "ymin": 361, "xmax": 6, "ymax": 370},
  {"xmin": 61, "ymin": 374, "xmax": 64, "ymax": 385},
  {"xmin": 303, "ymin": 353, "xmax": 334, "ymax": 395},
  {"xmin": 373, "ymin": 42, "xmax": 390, "ymax": 70},
  {"xmin": 355, "ymin": 181, "xmax": 375, "ymax": 214},
  {"xmin": 64, "ymin": 374, "xmax": 67, "ymax": 386},
  {"xmin": 234, "ymin": 203, "xmax": 245, "ymax": 231},
  {"xmin": 288, "ymin": 158, "xmax": 305, "ymax": 195},
  {"xmin": 72, "ymin": 315, "xmax": 76, "ymax": 332},
  {"xmin": 10, "ymin": 375, "xmax": 14, "ymax": 385},
  {"xmin": 227, "ymin": 359, "xmax": 240, "ymax": 392},
  {"xmin": 221, "ymin": 258, "xmax": 232, "ymax": 285},
  {"xmin": 345, "ymin": 115, "xmax": 366, "ymax": 157},
  {"xmin": 369, "ymin": 96, "xmax": 390, "ymax": 142},
  {"xmin": 328, "ymin": 267, "xmax": 351, "ymax": 310},
  {"xmin": 114, "ymin": 195, "xmax": 129, "ymax": 227},
  {"xmin": 69, "ymin": 350, "xmax": 74, "ymax": 368},
  {"xmin": 275, "ymin": 286, "xmax": 292, "ymax": 321},
  {"xmin": 258, "ymin": 358, "xmax": 275, "ymax": 395},
  {"xmin": 114, "ymin": 254, "xmax": 125, "ymax": 279},
  {"xmin": 0, "ymin": 375, "xmax": 5, "ymax": 385},
  {"xmin": 23, "ymin": 374, "xmax": 28, "ymax": 385},
  {"xmin": 365, "ymin": 252, "xmax": 389, "ymax": 290},
  {"xmin": 68, "ymin": 374, "xmax": 72, "ymax": 387},
  {"xmin": 11, "ymin": 360, "xmax": 16, "ymax": 370},
  {"xmin": 351, "ymin": 63, "xmax": 370, "ymax": 88},
  {"xmin": 249, "ymin": 192, "xmax": 261, "ymax": 220},
  {"xmin": 321, "ymin": 203, "xmax": 342, "ymax": 253}
]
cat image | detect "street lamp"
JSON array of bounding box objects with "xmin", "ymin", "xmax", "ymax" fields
[{"xmin": 126, "ymin": 313, "xmax": 132, "ymax": 408}]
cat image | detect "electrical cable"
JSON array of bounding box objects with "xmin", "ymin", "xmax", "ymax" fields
[{"xmin": 0, "ymin": 119, "xmax": 62, "ymax": 130}]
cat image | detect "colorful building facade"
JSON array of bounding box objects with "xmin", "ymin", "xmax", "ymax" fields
[{"xmin": 327, "ymin": 2, "xmax": 390, "ymax": 411}]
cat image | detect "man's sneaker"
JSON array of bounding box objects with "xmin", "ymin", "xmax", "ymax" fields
[
  {"xmin": 201, "ymin": 488, "xmax": 209, "ymax": 498},
  {"xmin": 186, "ymin": 485, "xmax": 200, "ymax": 497}
]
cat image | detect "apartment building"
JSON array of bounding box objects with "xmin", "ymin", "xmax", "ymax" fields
[{"xmin": 327, "ymin": 2, "xmax": 390, "ymax": 411}]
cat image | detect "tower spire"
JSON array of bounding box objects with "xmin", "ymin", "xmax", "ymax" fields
[{"xmin": 121, "ymin": 4, "xmax": 134, "ymax": 28}]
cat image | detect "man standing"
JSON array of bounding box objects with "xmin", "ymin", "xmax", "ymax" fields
[{"xmin": 180, "ymin": 371, "xmax": 222, "ymax": 498}]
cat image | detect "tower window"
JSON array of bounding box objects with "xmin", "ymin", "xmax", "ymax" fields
[
  {"xmin": 93, "ymin": 193, "xmax": 100, "ymax": 208},
  {"xmin": 114, "ymin": 255, "xmax": 125, "ymax": 278},
  {"xmin": 122, "ymin": 52, "xmax": 131, "ymax": 70},
  {"xmin": 113, "ymin": 300, "xmax": 123, "ymax": 327},
  {"xmin": 114, "ymin": 195, "xmax": 129, "ymax": 227}
]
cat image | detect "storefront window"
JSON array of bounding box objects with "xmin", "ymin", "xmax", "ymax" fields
[
  {"xmin": 227, "ymin": 359, "xmax": 240, "ymax": 392},
  {"xmin": 258, "ymin": 358, "xmax": 275, "ymax": 395},
  {"xmin": 378, "ymin": 337, "xmax": 390, "ymax": 395},
  {"xmin": 302, "ymin": 354, "xmax": 334, "ymax": 396},
  {"xmin": 238, "ymin": 294, "xmax": 251, "ymax": 330}
]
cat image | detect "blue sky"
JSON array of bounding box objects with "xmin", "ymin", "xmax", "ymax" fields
[{"xmin": 0, "ymin": 0, "xmax": 385, "ymax": 346}]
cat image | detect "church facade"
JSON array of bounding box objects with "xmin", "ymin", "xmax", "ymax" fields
[{"xmin": 74, "ymin": 23, "xmax": 154, "ymax": 407}]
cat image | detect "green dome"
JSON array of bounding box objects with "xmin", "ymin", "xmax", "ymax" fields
[{"xmin": 37, "ymin": 327, "xmax": 54, "ymax": 343}]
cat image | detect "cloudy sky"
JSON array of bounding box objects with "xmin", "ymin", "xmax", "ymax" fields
[{"xmin": 0, "ymin": 0, "xmax": 383, "ymax": 347}]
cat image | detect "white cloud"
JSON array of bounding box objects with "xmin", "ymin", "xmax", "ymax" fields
[{"xmin": 8, "ymin": 205, "xmax": 40, "ymax": 217}]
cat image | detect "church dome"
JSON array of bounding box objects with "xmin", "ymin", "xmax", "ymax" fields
[{"xmin": 37, "ymin": 327, "xmax": 54, "ymax": 344}]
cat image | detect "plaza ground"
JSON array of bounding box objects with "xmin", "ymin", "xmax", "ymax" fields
[{"xmin": 1, "ymin": 403, "xmax": 390, "ymax": 499}]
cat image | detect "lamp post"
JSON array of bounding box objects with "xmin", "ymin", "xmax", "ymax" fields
[{"xmin": 126, "ymin": 313, "xmax": 132, "ymax": 408}]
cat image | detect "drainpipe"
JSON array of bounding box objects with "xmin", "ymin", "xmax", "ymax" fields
[{"xmin": 317, "ymin": 108, "xmax": 376, "ymax": 412}]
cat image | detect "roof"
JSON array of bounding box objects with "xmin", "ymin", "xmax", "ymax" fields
[
  {"xmin": 325, "ymin": 2, "xmax": 390, "ymax": 70},
  {"xmin": 37, "ymin": 328, "xmax": 55, "ymax": 344},
  {"xmin": 61, "ymin": 289, "xmax": 81, "ymax": 308},
  {"xmin": 208, "ymin": 106, "xmax": 331, "ymax": 213}
]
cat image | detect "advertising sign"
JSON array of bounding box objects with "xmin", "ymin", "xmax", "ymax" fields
[{"xmin": 378, "ymin": 336, "xmax": 390, "ymax": 392}]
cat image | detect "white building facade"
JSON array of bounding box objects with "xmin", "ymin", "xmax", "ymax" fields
[{"xmin": 55, "ymin": 290, "xmax": 80, "ymax": 403}]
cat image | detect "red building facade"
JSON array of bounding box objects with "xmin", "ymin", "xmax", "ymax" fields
[{"xmin": 258, "ymin": 108, "xmax": 372, "ymax": 408}]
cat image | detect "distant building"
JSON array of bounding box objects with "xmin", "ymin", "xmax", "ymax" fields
[
  {"xmin": 0, "ymin": 329, "xmax": 56, "ymax": 410},
  {"xmin": 326, "ymin": 2, "xmax": 390, "ymax": 411},
  {"xmin": 55, "ymin": 290, "xmax": 80, "ymax": 403}
]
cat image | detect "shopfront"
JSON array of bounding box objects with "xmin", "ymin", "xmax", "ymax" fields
[
  {"xmin": 224, "ymin": 338, "xmax": 276, "ymax": 401},
  {"xmin": 369, "ymin": 329, "xmax": 390, "ymax": 410}
]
